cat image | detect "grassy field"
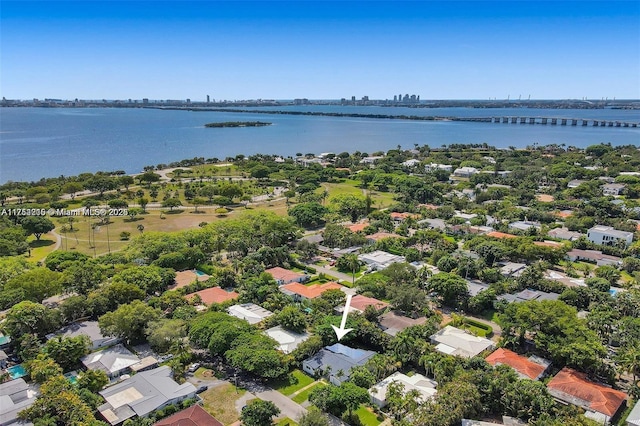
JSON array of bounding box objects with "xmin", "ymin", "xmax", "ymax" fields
[
  {"xmin": 318, "ymin": 179, "xmax": 396, "ymax": 209},
  {"xmin": 26, "ymin": 233, "xmax": 58, "ymax": 262},
  {"xmin": 354, "ymin": 405, "xmax": 384, "ymax": 426},
  {"xmin": 291, "ymin": 381, "xmax": 326, "ymax": 404},
  {"xmin": 271, "ymin": 369, "xmax": 315, "ymax": 396},
  {"xmin": 200, "ymin": 383, "xmax": 246, "ymax": 425},
  {"xmin": 276, "ymin": 418, "xmax": 299, "ymax": 426}
]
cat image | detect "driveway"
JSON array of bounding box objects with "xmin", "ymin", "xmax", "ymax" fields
[{"xmin": 239, "ymin": 379, "xmax": 308, "ymax": 421}]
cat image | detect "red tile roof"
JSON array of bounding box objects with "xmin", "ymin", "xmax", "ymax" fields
[
  {"xmin": 172, "ymin": 270, "xmax": 209, "ymax": 290},
  {"xmin": 486, "ymin": 231, "xmax": 518, "ymax": 239},
  {"xmin": 281, "ymin": 282, "xmax": 344, "ymax": 299},
  {"xmin": 347, "ymin": 223, "xmax": 368, "ymax": 232},
  {"xmin": 390, "ymin": 212, "xmax": 415, "ymax": 220},
  {"xmin": 154, "ymin": 404, "xmax": 223, "ymax": 426},
  {"xmin": 547, "ymin": 367, "xmax": 627, "ymax": 417},
  {"xmin": 186, "ymin": 287, "xmax": 239, "ymax": 305},
  {"xmin": 485, "ymin": 348, "xmax": 546, "ymax": 380},
  {"xmin": 350, "ymin": 295, "xmax": 389, "ymax": 312},
  {"xmin": 265, "ymin": 267, "xmax": 305, "ymax": 283}
]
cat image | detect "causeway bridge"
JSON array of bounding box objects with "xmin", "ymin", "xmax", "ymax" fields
[{"xmin": 454, "ymin": 116, "xmax": 638, "ymax": 127}]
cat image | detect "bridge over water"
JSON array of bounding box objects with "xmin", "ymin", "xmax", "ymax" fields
[{"xmin": 454, "ymin": 116, "xmax": 639, "ymax": 127}]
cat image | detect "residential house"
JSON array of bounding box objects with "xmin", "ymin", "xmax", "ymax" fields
[
  {"xmin": 49, "ymin": 321, "xmax": 120, "ymax": 351},
  {"xmin": 336, "ymin": 294, "xmax": 388, "ymax": 315},
  {"xmin": 627, "ymin": 399, "xmax": 640, "ymax": 426},
  {"xmin": 566, "ymin": 249, "xmax": 622, "ymax": 266},
  {"xmin": 346, "ymin": 222, "xmax": 369, "ymax": 233},
  {"xmin": 548, "ymin": 228, "xmax": 583, "ymax": 241},
  {"xmin": 602, "ymin": 183, "xmax": 625, "ymax": 196},
  {"xmin": 497, "ymin": 289, "xmax": 560, "ymax": 304},
  {"xmin": 379, "ymin": 311, "xmax": 427, "ymax": 337},
  {"xmin": 508, "ymin": 221, "xmax": 541, "ymax": 233},
  {"xmin": 185, "ymin": 287, "xmax": 239, "ymax": 306},
  {"xmin": 172, "ymin": 270, "xmax": 209, "ymax": 290},
  {"xmin": 545, "ymin": 270, "xmax": 586, "ymax": 288},
  {"xmin": 547, "ymin": 367, "xmax": 627, "ymax": 425},
  {"xmin": 390, "ymin": 212, "xmax": 416, "ymax": 222},
  {"xmin": 81, "ymin": 344, "xmax": 141, "ymax": 379},
  {"xmin": 486, "ymin": 231, "xmax": 518, "ymax": 239},
  {"xmin": 369, "ymin": 372, "xmax": 437, "ymax": 408},
  {"xmin": 418, "ymin": 218, "xmax": 447, "ymax": 231},
  {"xmin": 499, "ymin": 262, "xmax": 527, "ymax": 278},
  {"xmin": 366, "ymin": 232, "xmax": 403, "ymax": 243},
  {"xmin": 587, "ymin": 225, "xmax": 634, "ymax": 247},
  {"xmin": 154, "ymin": 404, "xmax": 223, "ymax": 426},
  {"xmin": 402, "ymin": 159, "xmax": 421, "ymax": 167},
  {"xmin": 98, "ymin": 366, "xmax": 197, "ymax": 425},
  {"xmin": 425, "ymin": 163, "xmax": 452, "ymax": 173},
  {"xmin": 0, "ymin": 378, "xmax": 37, "ymax": 425},
  {"xmin": 467, "ymin": 280, "xmax": 490, "ymax": 297},
  {"xmin": 280, "ymin": 282, "xmax": 344, "ymax": 302},
  {"xmin": 302, "ymin": 343, "xmax": 376, "ymax": 385},
  {"xmin": 227, "ymin": 303, "xmax": 273, "ymax": 325},
  {"xmin": 430, "ymin": 326, "xmax": 494, "ymax": 358},
  {"xmin": 567, "ymin": 179, "xmax": 586, "ymax": 188},
  {"xmin": 453, "ymin": 167, "xmax": 479, "ymax": 178},
  {"xmin": 358, "ymin": 250, "xmax": 405, "ymax": 270},
  {"xmin": 264, "ymin": 267, "xmax": 309, "ymax": 285},
  {"xmin": 263, "ymin": 326, "xmax": 310, "ymax": 354},
  {"xmin": 130, "ymin": 357, "xmax": 159, "ymax": 374},
  {"xmin": 485, "ymin": 348, "xmax": 550, "ymax": 380}
]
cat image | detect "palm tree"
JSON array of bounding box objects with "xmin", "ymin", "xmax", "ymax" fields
[
  {"xmin": 343, "ymin": 254, "xmax": 361, "ymax": 287},
  {"xmin": 617, "ymin": 345, "xmax": 640, "ymax": 383}
]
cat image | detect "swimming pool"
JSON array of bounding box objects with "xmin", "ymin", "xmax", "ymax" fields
[
  {"xmin": 195, "ymin": 270, "xmax": 207, "ymax": 276},
  {"xmin": 7, "ymin": 364, "xmax": 27, "ymax": 380},
  {"xmin": 64, "ymin": 371, "xmax": 79, "ymax": 384}
]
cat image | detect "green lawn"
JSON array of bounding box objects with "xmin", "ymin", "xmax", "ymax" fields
[
  {"xmin": 291, "ymin": 382, "xmax": 326, "ymax": 404},
  {"xmin": 271, "ymin": 370, "xmax": 314, "ymax": 396},
  {"xmin": 354, "ymin": 405, "xmax": 383, "ymax": 426},
  {"xmin": 276, "ymin": 418, "xmax": 298, "ymax": 426}
]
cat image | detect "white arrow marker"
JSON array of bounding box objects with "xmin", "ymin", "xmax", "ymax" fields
[{"xmin": 332, "ymin": 294, "xmax": 354, "ymax": 341}]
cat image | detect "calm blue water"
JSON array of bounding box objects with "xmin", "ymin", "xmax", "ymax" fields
[{"xmin": 1, "ymin": 106, "xmax": 638, "ymax": 183}]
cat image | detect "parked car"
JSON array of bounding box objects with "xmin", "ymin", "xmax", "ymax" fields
[
  {"xmin": 188, "ymin": 363, "xmax": 201, "ymax": 373},
  {"xmin": 196, "ymin": 385, "xmax": 208, "ymax": 393}
]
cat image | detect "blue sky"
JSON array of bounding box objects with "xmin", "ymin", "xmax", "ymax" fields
[{"xmin": 2, "ymin": 1, "xmax": 639, "ymax": 100}]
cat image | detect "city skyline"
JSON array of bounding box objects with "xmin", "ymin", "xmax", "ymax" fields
[{"xmin": 1, "ymin": 1, "xmax": 639, "ymax": 100}]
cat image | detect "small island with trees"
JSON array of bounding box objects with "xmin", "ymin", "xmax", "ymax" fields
[{"xmin": 204, "ymin": 121, "xmax": 272, "ymax": 128}]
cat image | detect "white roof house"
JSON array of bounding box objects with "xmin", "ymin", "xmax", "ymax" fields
[
  {"xmin": 81, "ymin": 344, "xmax": 141, "ymax": 378},
  {"xmin": 587, "ymin": 225, "xmax": 634, "ymax": 247},
  {"xmin": 98, "ymin": 366, "xmax": 196, "ymax": 425},
  {"xmin": 430, "ymin": 326, "xmax": 494, "ymax": 358},
  {"xmin": 358, "ymin": 250, "xmax": 405, "ymax": 270},
  {"xmin": 402, "ymin": 159, "xmax": 421, "ymax": 167},
  {"xmin": 369, "ymin": 372, "xmax": 437, "ymax": 408},
  {"xmin": 263, "ymin": 326, "xmax": 310, "ymax": 354},
  {"xmin": 49, "ymin": 321, "xmax": 120, "ymax": 350},
  {"xmin": 227, "ymin": 303, "xmax": 273, "ymax": 325},
  {"xmin": 508, "ymin": 221, "xmax": 541, "ymax": 232},
  {"xmin": 453, "ymin": 167, "xmax": 478, "ymax": 178},
  {"xmin": 627, "ymin": 399, "xmax": 640, "ymax": 426},
  {"xmin": 0, "ymin": 378, "xmax": 37, "ymax": 425}
]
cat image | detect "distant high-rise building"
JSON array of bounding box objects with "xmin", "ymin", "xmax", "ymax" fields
[
  {"xmin": 351, "ymin": 96, "xmax": 356, "ymax": 102},
  {"xmin": 394, "ymin": 95, "xmax": 397, "ymax": 102},
  {"xmin": 417, "ymin": 95, "xmax": 420, "ymax": 102},
  {"xmin": 206, "ymin": 95, "xmax": 210, "ymax": 103}
]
